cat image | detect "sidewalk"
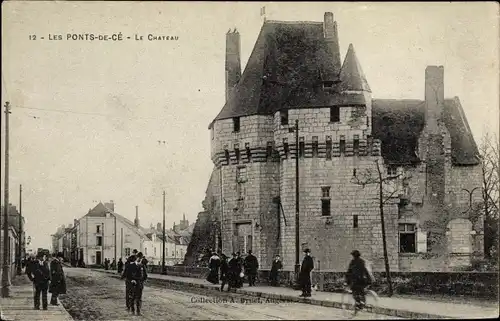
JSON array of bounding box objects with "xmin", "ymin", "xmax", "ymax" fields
[
  {"xmin": 94, "ymin": 268, "xmax": 498, "ymax": 319},
  {"xmin": 0, "ymin": 275, "xmax": 73, "ymax": 321}
]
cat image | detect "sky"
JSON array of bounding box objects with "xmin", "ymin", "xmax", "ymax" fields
[{"xmin": 1, "ymin": 1, "xmax": 499, "ymax": 251}]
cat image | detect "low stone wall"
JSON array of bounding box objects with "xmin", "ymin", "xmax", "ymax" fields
[{"xmin": 142, "ymin": 265, "xmax": 498, "ymax": 299}]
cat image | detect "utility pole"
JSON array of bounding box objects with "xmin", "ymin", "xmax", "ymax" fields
[
  {"xmin": 162, "ymin": 191, "xmax": 166, "ymax": 275},
  {"xmin": 16, "ymin": 184, "xmax": 22, "ymax": 275},
  {"xmin": 294, "ymin": 119, "xmax": 300, "ymax": 285},
  {"xmin": 2, "ymin": 101, "xmax": 11, "ymax": 298}
]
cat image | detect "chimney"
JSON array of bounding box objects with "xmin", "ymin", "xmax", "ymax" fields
[
  {"xmin": 324, "ymin": 12, "xmax": 342, "ymax": 76},
  {"xmin": 156, "ymin": 222, "xmax": 162, "ymax": 231},
  {"xmin": 424, "ymin": 66, "xmax": 445, "ymax": 132},
  {"xmin": 74, "ymin": 219, "xmax": 78, "ymax": 227},
  {"xmin": 104, "ymin": 200, "xmax": 115, "ymax": 212},
  {"xmin": 134, "ymin": 205, "xmax": 139, "ymax": 228},
  {"xmin": 225, "ymin": 28, "xmax": 242, "ymax": 101}
]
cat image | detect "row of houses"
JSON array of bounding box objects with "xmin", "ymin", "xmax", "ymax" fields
[
  {"xmin": 0, "ymin": 204, "xmax": 26, "ymax": 280},
  {"xmin": 51, "ymin": 201, "xmax": 194, "ymax": 266}
]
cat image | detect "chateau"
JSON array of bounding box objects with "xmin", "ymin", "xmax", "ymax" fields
[{"xmin": 201, "ymin": 12, "xmax": 483, "ymax": 272}]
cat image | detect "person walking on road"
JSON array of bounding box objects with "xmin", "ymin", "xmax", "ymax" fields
[
  {"xmin": 345, "ymin": 250, "xmax": 374, "ymax": 310},
  {"xmin": 49, "ymin": 252, "xmax": 67, "ymax": 306},
  {"xmin": 27, "ymin": 253, "xmax": 51, "ymax": 310},
  {"xmin": 117, "ymin": 258, "xmax": 124, "ymax": 274},
  {"xmin": 206, "ymin": 252, "xmax": 221, "ymax": 284},
  {"xmin": 227, "ymin": 252, "xmax": 241, "ymax": 291},
  {"xmin": 299, "ymin": 248, "xmax": 314, "ymax": 298},
  {"xmin": 121, "ymin": 255, "xmax": 137, "ymax": 311},
  {"xmin": 130, "ymin": 252, "xmax": 148, "ymax": 315},
  {"xmin": 219, "ymin": 254, "xmax": 229, "ymax": 292},
  {"xmin": 244, "ymin": 250, "xmax": 259, "ymax": 286},
  {"xmin": 269, "ymin": 254, "xmax": 283, "ymax": 286}
]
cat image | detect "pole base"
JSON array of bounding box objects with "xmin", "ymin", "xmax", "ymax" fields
[{"xmin": 293, "ymin": 264, "xmax": 301, "ymax": 290}]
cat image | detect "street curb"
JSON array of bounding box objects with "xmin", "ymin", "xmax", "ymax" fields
[{"xmin": 92, "ymin": 269, "xmax": 450, "ymax": 319}]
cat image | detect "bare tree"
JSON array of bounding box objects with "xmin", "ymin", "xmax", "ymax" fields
[
  {"xmin": 479, "ymin": 133, "xmax": 499, "ymax": 262},
  {"xmin": 351, "ymin": 159, "xmax": 406, "ymax": 297}
]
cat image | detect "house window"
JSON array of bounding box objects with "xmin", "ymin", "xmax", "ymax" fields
[
  {"xmin": 312, "ymin": 136, "xmax": 319, "ymax": 157},
  {"xmin": 326, "ymin": 137, "xmax": 332, "ymax": 160},
  {"xmin": 321, "ymin": 186, "xmax": 331, "ymax": 216},
  {"xmin": 172, "ymin": 251, "xmax": 175, "ymax": 257},
  {"xmin": 388, "ymin": 166, "xmax": 397, "ymax": 176},
  {"xmin": 280, "ymin": 110, "xmax": 289, "ymax": 125},
  {"xmin": 224, "ymin": 149, "xmax": 230, "ymax": 164},
  {"xmin": 245, "ymin": 143, "xmax": 251, "ymax": 162},
  {"xmin": 340, "ymin": 136, "xmax": 346, "ymax": 155},
  {"xmin": 211, "ymin": 127, "xmax": 214, "ymax": 140},
  {"xmin": 299, "ymin": 137, "xmax": 305, "ymax": 158},
  {"xmin": 234, "ymin": 144, "xmax": 240, "ymax": 163},
  {"xmin": 91, "ymin": 255, "xmax": 96, "ymax": 264},
  {"xmin": 399, "ymin": 223, "xmax": 416, "ymax": 253},
  {"xmin": 353, "ymin": 215, "xmax": 359, "ymax": 228},
  {"xmin": 236, "ymin": 166, "xmax": 247, "ymax": 183},
  {"xmin": 96, "ymin": 225, "xmax": 100, "ymax": 233},
  {"xmin": 266, "ymin": 142, "xmax": 273, "ymax": 161},
  {"xmin": 233, "ymin": 117, "xmax": 240, "ymax": 132},
  {"xmin": 154, "ymin": 247, "xmax": 157, "ymax": 256},
  {"xmin": 330, "ymin": 107, "xmax": 340, "ymax": 122},
  {"xmin": 144, "ymin": 248, "xmax": 148, "ymax": 255},
  {"xmin": 353, "ymin": 135, "xmax": 360, "ymax": 156},
  {"xmin": 96, "ymin": 236, "xmax": 102, "ymax": 246},
  {"xmin": 283, "ymin": 138, "xmax": 289, "ymax": 158},
  {"xmin": 125, "ymin": 248, "xmax": 131, "ymax": 256}
]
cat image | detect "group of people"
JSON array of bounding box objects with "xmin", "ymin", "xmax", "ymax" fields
[
  {"xmin": 204, "ymin": 247, "xmax": 374, "ymax": 309},
  {"xmin": 120, "ymin": 249, "xmax": 148, "ymax": 315},
  {"xmin": 25, "ymin": 252, "xmax": 67, "ymax": 310},
  {"xmin": 103, "ymin": 258, "xmax": 117, "ymax": 270},
  {"xmin": 205, "ymin": 250, "xmax": 261, "ymax": 291}
]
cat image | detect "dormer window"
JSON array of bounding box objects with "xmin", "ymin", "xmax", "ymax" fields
[
  {"xmin": 280, "ymin": 110, "xmax": 289, "ymax": 126},
  {"xmin": 233, "ymin": 117, "xmax": 240, "ymax": 132}
]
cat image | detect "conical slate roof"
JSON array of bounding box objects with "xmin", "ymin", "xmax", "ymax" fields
[{"xmin": 339, "ymin": 44, "xmax": 371, "ymax": 93}]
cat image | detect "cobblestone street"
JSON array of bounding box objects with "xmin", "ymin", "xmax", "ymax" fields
[{"xmin": 60, "ymin": 268, "xmax": 400, "ymax": 320}]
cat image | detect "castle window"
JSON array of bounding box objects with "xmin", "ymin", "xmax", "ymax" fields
[
  {"xmin": 321, "ymin": 186, "xmax": 331, "ymax": 217},
  {"xmin": 96, "ymin": 236, "xmax": 102, "ymax": 246},
  {"xmin": 280, "ymin": 110, "xmax": 289, "ymax": 126},
  {"xmin": 353, "ymin": 135, "xmax": 360, "ymax": 156},
  {"xmin": 312, "ymin": 136, "xmax": 319, "ymax": 157},
  {"xmin": 266, "ymin": 142, "xmax": 273, "ymax": 161},
  {"xmin": 283, "ymin": 138, "xmax": 289, "ymax": 158},
  {"xmin": 299, "ymin": 137, "xmax": 305, "ymax": 158},
  {"xmin": 340, "ymin": 136, "xmax": 346, "ymax": 155},
  {"xmin": 353, "ymin": 215, "xmax": 359, "ymax": 228},
  {"xmin": 326, "ymin": 137, "xmax": 332, "ymax": 160},
  {"xmin": 224, "ymin": 149, "xmax": 230, "ymax": 164},
  {"xmin": 96, "ymin": 225, "xmax": 100, "ymax": 233},
  {"xmin": 233, "ymin": 117, "xmax": 240, "ymax": 133},
  {"xmin": 144, "ymin": 248, "xmax": 147, "ymax": 255},
  {"xmin": 330, "ymin": 107, "xmax": 340, "ymax": 122},
  {"xmin": 245, "ymin": 143, "xmax": 251, "ymax": 162},
  {"xmin": 236, "ymin": 166, "xmax": 247, "ymax": 183},
  {"xmin": 387, "ymin": 166, "xmax": 397, "ymax": 176},
  {"xmin": 399, "ymin": 223, "xmax": 416, "ymax": 253},
  {"xmin": 234, "ymin": 144, "xmax": 240, "ymax": 163},
  {"xmin": 353, "ymin": 169, "xmax": 357, "ymax": 177}
]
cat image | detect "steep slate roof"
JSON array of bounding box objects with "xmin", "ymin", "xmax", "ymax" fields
[
  {"xmin": 372, "ymin": 97, "xmax": 480, "ymax": 165},
  {"xmin": 214, "ymin": 20, "xmax": 356, "ymax": 122},
  {"xmin": 339, "ymin": 44, "xmax": 371, "ymax": 92}
]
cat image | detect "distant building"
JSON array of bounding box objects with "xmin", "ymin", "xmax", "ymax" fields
[
  {"xmin": 0, "ymin": 204, "xmax": 25, "ymax": 279},
  {"xmin": 52, "ymin": 201, "xmax": 194, "ymax": 266}
]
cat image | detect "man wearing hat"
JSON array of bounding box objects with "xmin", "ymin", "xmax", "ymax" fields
[
  {"xmin": 49, "ymin": 252, "xmax": 67, "ymax": 306},
  {"xmin": 299, "ymin": 248, "xmax": 314, "ymax": 297},
  {"xmin": 345, "ymin": 250, "xmax": 374, "ymax": 310}
]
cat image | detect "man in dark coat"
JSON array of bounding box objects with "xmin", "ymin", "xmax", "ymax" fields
[
  {"xmin": 49, "ymin": 252, "xmax": 67, "ymax": 305},
  {"xmin": 111, "ymin": 258, "xmax": 116, "ymax": 270},
  {"xmin": 236, "ymin": 252, "xmax": 244, "ymax": 288},
  {"xmin": 227, "ymin": 252, "xmax": 241, "ymax": 290},
  {"xmin": 117, "ymin": 258, "xmax": 124, "ymax": 274},
  {"xmin": 206, "ymin": 252, "xmax": 221, "ymax": 284},
  {"xmin": 121, "ymin": 255, "xmax": 137, "ymax": 311},
  {"xmin": 28, "ymin": 253, "xmax": 51, "ymax": 310},
  {"xmin": 345, "ymin": 250, "xmax": 373, "ymax": 310},
  {"xmin": 104, "ymin": 258, "xmax": 109, "ymax": 270},
  {"xmin": 130, "ymin": 252, "xmax": 148, "ymax": 315},
  {"xmin": 299, "ymin": 248, "xmax": 314, "ymax": 297},
  {"xmin": 244, "ymin": 250, "xmax": 259, "ymax": 286},
  {"xmin": 219, "ymin": 254, "xmax": 229, "ymax": 292},
  {"xmin": 269, "ymin": 254, "xmax": 283, "ymax": 286}
]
